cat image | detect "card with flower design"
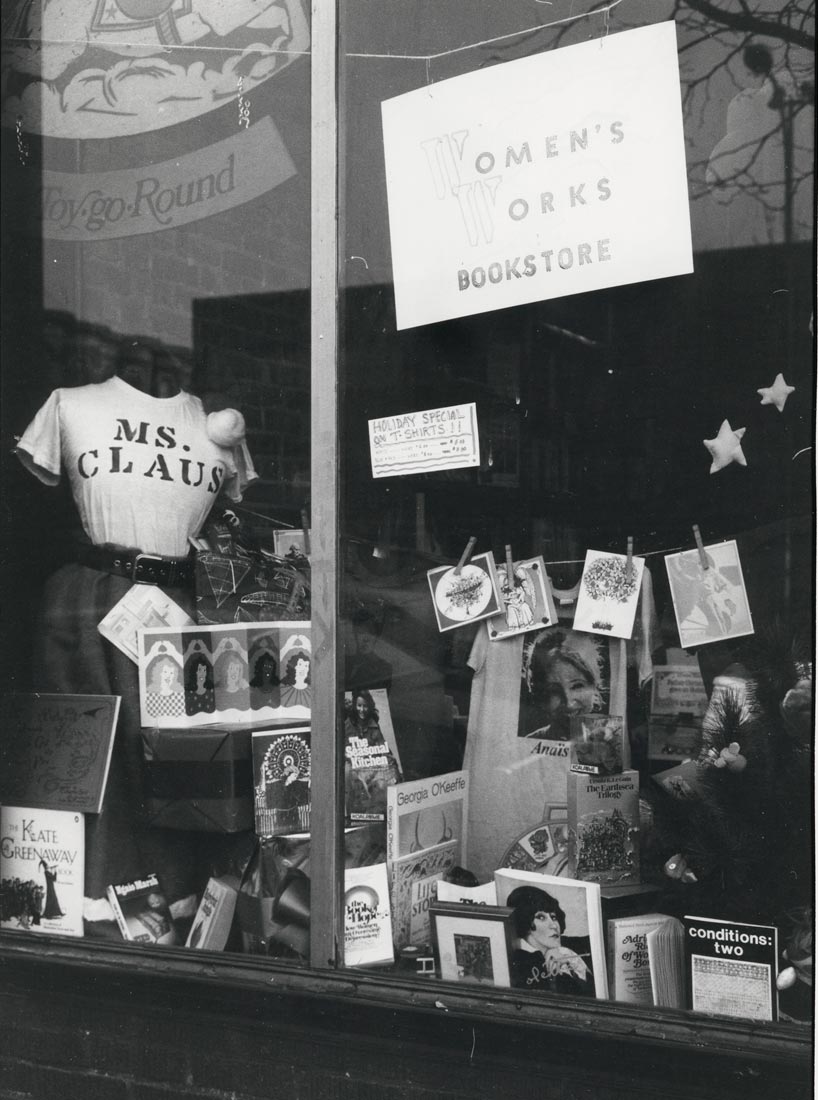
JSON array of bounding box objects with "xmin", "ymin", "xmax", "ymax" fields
[{"xmin": 573, "ymin": 550, "xmax": 645, "ymax": 640}]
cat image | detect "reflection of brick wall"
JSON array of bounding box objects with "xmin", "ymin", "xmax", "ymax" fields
[
  {"xmin": 193, "ymin": 291, "xmax": 310, "ymax": 513},
  {"xmin": 41, "ymin": 311, "xmax": 193, "ymax": 395}
]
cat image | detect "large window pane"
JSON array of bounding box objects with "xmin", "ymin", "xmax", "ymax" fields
[
  {"xmin": 2, "ymin": 1, "xmax": 313, "ymax": 961},
  {"xmin": 338, "ymin": 0, "xmax": 814, "ymax": 1020}
]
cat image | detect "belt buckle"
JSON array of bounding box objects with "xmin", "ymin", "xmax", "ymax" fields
[{"xmin": 133, "ymin": 552, "xmax": 164, "ymax": 585}]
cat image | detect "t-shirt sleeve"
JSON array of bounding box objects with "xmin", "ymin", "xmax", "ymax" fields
[
  {"xmin": 15, "ymin": 389, "xmax": 63, "ymax": 486},
  {"xmin": 221, "ymin": 438, "xmax": 258, "ymax": 503},
  {"xmin": 467, "ymin": 627, "xmax": 488, "ymax": 675}
]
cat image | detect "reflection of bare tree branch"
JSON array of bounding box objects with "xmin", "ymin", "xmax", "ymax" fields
[{"xmin": 680, "ymin": 0, "xmax": 813, "ymax": 49}]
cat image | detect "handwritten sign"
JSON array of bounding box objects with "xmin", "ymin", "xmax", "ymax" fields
[
  {"xmin": 0, "ymin": 694, "xmax": 120, "ymax": 814},
  {"xmin": 368, "ymin": 402, "xmax": 480, "ymax": 479},
  {"xmin": 381, "ymin": 22, "xmax": 693, "ymax": 330}
]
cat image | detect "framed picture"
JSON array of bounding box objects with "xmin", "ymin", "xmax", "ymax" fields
[
  {"xmin": 272, "ymin": 528, "xmax": 310, "ymax": 559},
  {"xmin": 486, "ymin": 555, "xmax": 558, "ymax": 641},
  {"xmin": 430, "ymin": 901, "xmax": 514, "ymax": 987},
  {"xmin": 664, "ymin": 539, "xmax": 754, "ymax": 649},
  {"xmin": 426, "ymin": 551, "xmax": 502, "ymax": 632}
]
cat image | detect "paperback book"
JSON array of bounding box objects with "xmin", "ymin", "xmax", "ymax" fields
[
  {"xmin": 344, "ymin": 862, "xmax": 394, "ymax": 967},
  {"xmin": 185, "ymin": 875, "xmax": 239, "ymax": 951},
  {"xmin": 567, "ymin": 769, "xmax": 640, "ymax": 886},
  {"xmin": 436, "ymin": 880, "xmax": 498, "ymax": 906},
  {"xmin": 386, "ymin": 769, "xmax": 468, "ymax": 866},
  {"xmin": 607, "ymin": 912, "xmax": 680, "ymax": 1005},
  {"xmin": 494, "ymin": 867, "xmax": 608, "ymax": 999},
  {"xmin": 252, "ymin": 727, "xmax": 311, "ymax": 836},
  {"xmin": 648, "ymin": 665, "xmax": 709, "ymax": 762},
  {"xmin": 0, "ymin": 805, "xmax": 85, "ymax": 937},
  {"xmin": 390, "ymin": 839, "xmax": 459, "ymax": 950},
  {"xmin": 344, "ymin": 688, "xmax": 401, "ymax": 824},
  {"xmin": 683, "ymin": 915, "xmax": 778, "ymax": 1021},
  {"xmin": 646, "ymin": 916, "xmax": 685, "ymax": 1009},
  {"xmin": 106, "ymin": 872, "xmax": 179, "ymax": 945}
]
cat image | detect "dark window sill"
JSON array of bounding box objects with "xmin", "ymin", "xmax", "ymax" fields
[{"xmin": 1, "ymin": 931, "xmax": 811, "ymax": 1069}]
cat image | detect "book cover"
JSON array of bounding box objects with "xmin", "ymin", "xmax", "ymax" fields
[
  {"xmin": 683, "ymin": 915, "xmax": 778, "ymax": 1021},
  {"xmin": 138, "ymin": 622, "xmax": 311, "ymax": 729},
  {"xmin": 106, "ymin": 872, "xmax": 178, "ymax": 945},
  {"xmin": 344, "ymin": 862, "xmax": 394, "ymax": 967},
  {"xmin": 569, "ymin": 714, "xmax": 626, "ymax": 776},
  {"xmin": 648, "ymin": 665, "xmax": 709, "ymax": 761},
  {"xmin": 386, "ymin": 769, "xmax": 468, "ymax": 867},
  {"xmin": 607, "ymin": 912, "xmax": 680, "ymax": 1005},
  {"xmin": 390, "ymin": 839, "xmax": 460, "ymax": 950},
  {"xmin": 494, "ymin": 867, "xmax": 608, "ymax": 999},
  {"xmin": 567, "ymin": 769, "xmax": 640, "ymax": 886},
  {"xmin": 252, "ymin": 727, "xmax": 311, "ymax": 836},
  {"xmin": 0, "ymin": 806, "xmax": 85, "ymax": 937},
  {"xmin": 185, "ymin": 875, "xmax": 239, "ymax": 951},
  {"xmin": 0, "ymin": 694, "xmax": 120, "ymax": 814},
  {"xmin": 344, "ymin": 689, "xmax": 401, "ymax": 824},
  {"xmin": 436, "ymin": 880, "xmax": 498, "ymax": 906},
  {"xmin": 647, "ymin": 916, "xmax": 685, "ymax": 1009}
]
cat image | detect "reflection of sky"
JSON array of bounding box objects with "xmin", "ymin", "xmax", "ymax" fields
[{"xmin": 340, "ymin": 0, "xmax": 813, "ymax": 274}]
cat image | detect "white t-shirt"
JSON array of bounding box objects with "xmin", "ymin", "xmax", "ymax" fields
[
  {"xmin": 16, "ymin": 376, "xmax": 256, "ymax": 558},
  {"xmin": 463, "ymin": 570, "xmax": 658, "ymax": 882}
]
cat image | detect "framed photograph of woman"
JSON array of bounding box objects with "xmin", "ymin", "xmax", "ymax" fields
[
  {"xmin": 665, "ymin": 539, "xmax": 753, "ymax": 649},
  {"xmin": 430, "ymin": 902, "xmax": 515, "ymax": 987},
  {"xmin": 493, "ymin": 868, "xmax": 607, "ymax": 999}
]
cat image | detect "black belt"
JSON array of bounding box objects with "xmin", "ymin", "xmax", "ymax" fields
[{"xmin": 77, "ymin": 543, "xmax": 194, "ymax": 587}]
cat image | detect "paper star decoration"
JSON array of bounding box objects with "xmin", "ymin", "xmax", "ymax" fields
[
  {"xmin": 703, "ymin": 420, "xmax": 747, "ymax": 474},
  {"xmin": 757, "ymin": 373, "xmax": 795, "ymax": 412}
]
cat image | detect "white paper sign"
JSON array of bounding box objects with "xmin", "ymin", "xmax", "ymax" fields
[
  {"xmin": 382, "ymin": 22, "xmax": 693, "ymax": 330},
  {"xmin": 369, "ymin": 402, "xmax": 479, "ymax": 478}
]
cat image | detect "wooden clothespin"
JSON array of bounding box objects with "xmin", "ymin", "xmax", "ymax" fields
[
  {"xmin": 301, "ymin": 508, "xmax": 311, "ymax": 556},
  {"xmin": 455, "ymin": 535, "xmax": 477, "ymax": 575},
  {"xmin": 625, "ymin": 536, "xmax": 633, "ymax": 582},
  {"xmin": 692, "ymin": 524, "xmax": 708, "ymax": 571},
  {"xmin": 505, "ymin": 544, "xmax": 514, "ymax": 582}
]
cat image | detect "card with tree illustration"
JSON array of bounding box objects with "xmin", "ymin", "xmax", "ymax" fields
[{"xmin": 573, "ymin": 550, "xmax": 645, "ymax": 640}]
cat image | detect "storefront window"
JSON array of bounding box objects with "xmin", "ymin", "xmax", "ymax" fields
[
  {"xmin": 2, "ymin": 1, "xmax": 314, "ymax": 960},
  {"xmin": 0, "ymin": 0, "xmax": 814, "ymax": 1039},
  {"xmin": 338, "ymin": 0, "xmax": 814, "ymax": 1019}
]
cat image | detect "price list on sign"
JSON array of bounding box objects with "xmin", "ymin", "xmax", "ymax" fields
[{"xmin": 368, "ymin": 402, "xmax": 480, "ymax": 479}]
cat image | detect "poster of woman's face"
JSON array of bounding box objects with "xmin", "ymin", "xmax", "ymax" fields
[
  {"xmin": 518, "ymin": 628, "xmax": 609, "ymax": 740},
  {"xmin": 664, "ymin": 539, "xmax": 754, "ymax": 649},
  {"xmin": 139, "ymin": 623, "xmax": 311, "ymax": 727}
]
